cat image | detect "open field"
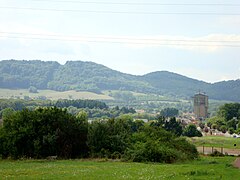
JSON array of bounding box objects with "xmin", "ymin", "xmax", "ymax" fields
[
  {"xmin": 189, "ymin": 136, "xmax": 240, "ymax": 149},
  {"xmin": 0, "ymin": 156, "xmax": 239, "ymax": 179},
  {"xmin": 0, "ymin": 88, "xmax": 178, "ymax": 103},
  {"xmin": 0, "ymin": 88, "xmax": 113, "ymax": 100}
]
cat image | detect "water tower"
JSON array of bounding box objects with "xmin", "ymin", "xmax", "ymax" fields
[{"xmin": 193, "ymin": 92, "xmax": 208, "ymax": 120}]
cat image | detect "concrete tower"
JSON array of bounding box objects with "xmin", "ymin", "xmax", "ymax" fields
[{"xmin": 193, "ymin": 92, "xmax": 208, "ymax": 119}]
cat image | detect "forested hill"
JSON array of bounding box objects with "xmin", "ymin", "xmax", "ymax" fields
[
  {"xmin": 0, "ymin": 60, "xmax": 60, "ymax": 89},
  {"xmin": 0, "ymin": 60, "xmax": 239, "ymax": 102}
]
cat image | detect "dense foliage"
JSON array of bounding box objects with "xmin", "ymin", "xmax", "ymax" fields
[
  {"xmin": 0, "ymin": 99, "xmax": 108, "ymax": 112},
  {"xmin": 46, "ymin": 61, "xmax": 149, "ymax": 93},
  {"xmin": 88, "ymin": 116, "xmax": 135, "ymax": 158},
  {"xmin": 0, "ymin": 60, "xmax": 59, "ymax": 89},
  {"xmin": 0, "ymin": 107, "xmax": 88, "ymax": 159},
  {"xmin": 0, "ymin": 99, "xmax": 138, "ymax": 120},
  {"xmin": 217, "ymin": 103, "xmax": 240, "ymax": 121},
  {"xmin": 55, "ymin": 99, "xmax": 108, "ymax": 109},
  {"xmin": 150, "ymin": 116, "xmax": 183, "ymax": 137},
  {"xmin": 183, "ymin": 124, "xmax": 202, "ymax": 137},
  {"xmin": 0, "ymin": 108, "xmax": 198, "ymax": 163},
  {"xmin": 207, "ymin": 103, "xmax": 240, "ymax": 134},
  {"xmin": 0, "ymin": 60, "xmax": 240, "ymax": 101},
  {"xmin": 77, "ymin": 106, "xmax": 136, "ymax": 119},
  {"xmin": 124, "ymin": 126, "xmax": 198, "ymax": 163}
]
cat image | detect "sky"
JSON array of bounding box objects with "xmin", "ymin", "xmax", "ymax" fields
[{"xmin": 0, "ymin": 0, "xmax": 239, "ymax": 83}]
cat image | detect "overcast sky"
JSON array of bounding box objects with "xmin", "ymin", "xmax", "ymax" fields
[{"xmin": 0, "ymin": 0, "xmax": 239, "ymax": 83}]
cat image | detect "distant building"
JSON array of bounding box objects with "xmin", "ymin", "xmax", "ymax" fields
[{"xmin": 193, "ymin": 92, "xmax": 208, "ymax": 119}]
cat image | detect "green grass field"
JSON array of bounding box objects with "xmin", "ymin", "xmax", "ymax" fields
[
  {"xmin": 0, "ymin": 88, "xmax": 113, "ymax": 100},
  {"xmin": 0, "ymin": 156, "xmax": 239, "ymax": 179},
  {"xmin": 189, "ymin": 136, "xmax": 240, "ymax": 149},
  {"xmin": 0, "ymin": 88, "xmax": 185, "ymax": 103}
]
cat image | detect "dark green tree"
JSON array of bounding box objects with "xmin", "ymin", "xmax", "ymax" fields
[
  {"xmin": 218, "ymin": 103, "xmax": 240, "ymax": 121},
  {"xmin": 0, "ymin": 107, "xmax": 88, "ymax": 159},
  {"xmin": 164, "ymin": 117, "xmax": 183, "ymax": 136},
  {"xmin": 87, "ymin": 118, "xmax": 132, "ymax": 158},
  {"xmin": 150, "ymin": 116, "xmax": 165, "ymax": 128},
  {"xmin": 226, "ymin": 118, "xmax": 239, "ymax": 130},
  {"xmin": 183, "ymin": 124, "xmax": 202, "ymax": 137},
  {"xmin": 220, "ymin": 125, "xmax": 227, "ymax": 133}
]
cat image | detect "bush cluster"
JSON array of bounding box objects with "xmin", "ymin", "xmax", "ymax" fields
[
  {"xmin": 0, "ymin": 107, "xmax": 88, "ymax": 159},
  {"xmin": 0, "ymin": 108, "xmax": 198, "ymax": 163}
]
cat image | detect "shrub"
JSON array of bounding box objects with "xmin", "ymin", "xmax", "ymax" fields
[
  {"xmin": 124, "ymin": 141, "xmax": 183, "ymax": 163},
  {"xmin": 236, "ymin": 128, "xmax": 240, "ymax": 135},
  {"xmin": 111, "ymin": 151, "xmax": 121, "ymax": 159},
  {"xmin": 228, "ymin": 127, "xmax": 235, "ymax": 135},
  {"xmin": 172, "ymin": 137, "xmax": 198, "ymax": 160},
  {"xmin": 220, "ymin": 125, "xmax": 227, "ymax": 133},
  {"xmin": 207, "ymin": 122, "xmax": 212, "ymax": 128},
  {"xmin": 124, "ymin": 126, "xmax": 198, "ymax": 163},
  {"xmin": 183, "ymin": 124, "xmax": 202, "ymax": 137},
  {"xmin": 211, "ymin": 124, "xmax": 218, "ymax": 130},
  {"xmin": 210, "ymin": 150, "xmax": 224, "ymax": 157},
  {"xmin": 87, "ymin": 118, "xmax": 132, "ymax": 157}
]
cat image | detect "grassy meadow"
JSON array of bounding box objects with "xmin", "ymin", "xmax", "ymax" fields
[
  {"xmin": 189, "ymin": 136, "xmax": 240, "ymax": 149},
  {"xmin": 0, "ymin": 156, "xmax": 239, "ymax": 179},
  {"xmin": 0, "ymin": 88, "xmax": 113, "ymax": 100},
  {"xmin": 0, "ymin": 88, "xmax": 177, "ymax": 102}
]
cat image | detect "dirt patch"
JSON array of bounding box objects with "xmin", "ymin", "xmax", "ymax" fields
[{"xmin": 233, "ymin": 158, "xmax": 240, "ymax": 169}]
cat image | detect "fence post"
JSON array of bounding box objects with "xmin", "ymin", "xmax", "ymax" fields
[
  {"xmin": 203, "ymin": 145, "xmax": 205, "ymax": 154},
  {"xmin": 212, "ymin": 147, "xmax": 214, "ymax": 153},
  {"xmin": 221, "ymin": 147, "xmax": 223, "ymax": 154}
]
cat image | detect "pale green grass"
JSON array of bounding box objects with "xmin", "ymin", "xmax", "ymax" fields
[
  {"xmin": 0, "ymin": 88, "xmax": 113, "ymax": 100},
  {"xmin": 103, "ymin": 90, "xmax": 147, "ymax": 97},
  {"xmin": 0, "ymin": 156, "xmax": 239, "ymax": 179},
  {"xmin": 189, "ymin": 136, "xmax": 240, "ymax": 149}
]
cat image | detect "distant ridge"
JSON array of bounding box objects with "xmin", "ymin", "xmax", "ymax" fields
[{"xmin": 0, "ymin": 60, "xmax": 239, "ymax": 101}]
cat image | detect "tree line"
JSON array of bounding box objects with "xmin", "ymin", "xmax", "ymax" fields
[
  {"xmin": 0, "ymin": 99, "xmax": 108, "ymax": 111},
  {"xmin": 0, "ymin": 107, "xmax": 198, "ymax": 163},
  {"xmin": 206, "ymin": 103, "xmax": 240, "ymax": 134},
  {"xmin": 0, "ymin": 99, "xmax": 137, "ymax": 120}
]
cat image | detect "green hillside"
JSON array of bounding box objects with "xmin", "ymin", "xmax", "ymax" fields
[
  {"xmin": 47, "ymin": 61, "xmax": 150, "ymax": 93},
  {"xmin": 0, "ymin": 60, "xmax": 239, "ymax": 102},
  {"xmin": 142, "ymin": 71, "xmax": 210, "ymax": 97},
  {"xmin": 0, "ymin": 60, "xmax": 60, "ymax": 89}
]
